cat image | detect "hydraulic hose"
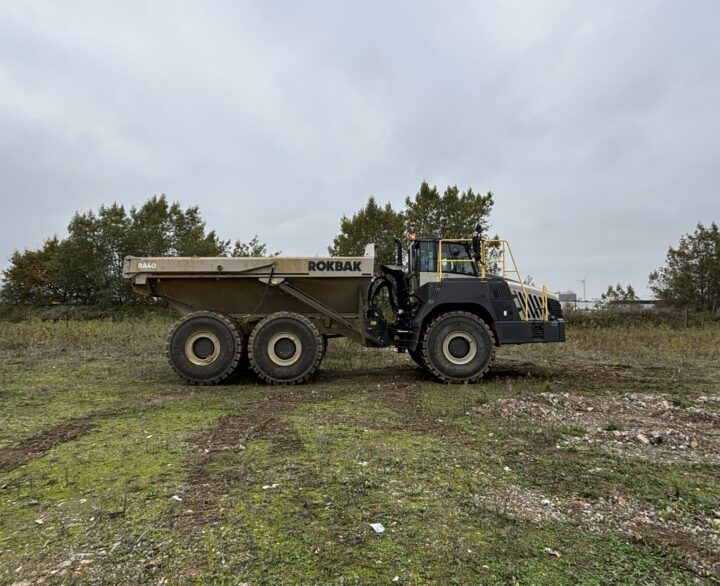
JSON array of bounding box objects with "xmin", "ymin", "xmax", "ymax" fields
[{"xmin": 367, "ymin": 276, "xmax": 400, "ymax": 315}]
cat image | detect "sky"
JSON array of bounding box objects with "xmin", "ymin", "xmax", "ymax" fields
[{"xmin": 1, "ymin": 0, "xmax": 719, "ymax": 299}]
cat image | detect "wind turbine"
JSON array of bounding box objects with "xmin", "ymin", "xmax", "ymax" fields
[{"xmin": 577, "ymin": 275, "xmax": 587, "ymax": 301}]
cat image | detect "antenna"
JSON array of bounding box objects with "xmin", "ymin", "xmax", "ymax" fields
[{"xmin": 577, "ymin": 275, "xmax": 587, "ymax": 301}]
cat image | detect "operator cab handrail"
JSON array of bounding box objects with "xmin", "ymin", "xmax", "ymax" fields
[{"xmin": 434, "ymin": 239, "xmax": 477, "ymax": 277}]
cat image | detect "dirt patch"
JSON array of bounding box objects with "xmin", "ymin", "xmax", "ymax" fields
[
  {"xmin": 485, "ymin": 360, "xmax": 557, "ymax": 381},
  {"xmin": 0, "ymin": 420, "xmax": 97, "ymax": 472},
  {"xmin": 486, "ymin": 356, "xmax": 710, "ymax": 393},
  {"xmin": 316, "ymin": 364, "xmax": 424, "ymax": 384},
  {"xmin": 194, "ymin": 391, "xmax": 314, "ymax": 454},
  {"xmin": 474, "ymin": 483, "xmax": 720, "ymax": 578},
  {"xmin": 475, "ymin": 392, "xmax": 720, "ymax": 464}
]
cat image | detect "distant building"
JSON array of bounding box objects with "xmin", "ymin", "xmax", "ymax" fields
[
  {"xmin": 558, "ymin": 291, "xmax": 577, "ymax": 303},
  {"xmin": 608, "ymin": 299, "xmax": 658, "ymax": 310}
]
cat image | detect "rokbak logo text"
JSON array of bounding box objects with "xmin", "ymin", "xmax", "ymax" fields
[{"xmin": 308, "ymin": 260, "xmax": 362, "ymax": 272}]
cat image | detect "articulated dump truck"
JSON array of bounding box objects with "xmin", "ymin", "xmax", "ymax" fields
[{"xmin": 123, "ymin": 232, "xmax": 565, "ymax": 385}]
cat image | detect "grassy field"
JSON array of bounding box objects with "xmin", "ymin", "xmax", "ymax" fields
[{"xmin": 1, "ymin": 318, "xmax": 719, "ymax": 585}]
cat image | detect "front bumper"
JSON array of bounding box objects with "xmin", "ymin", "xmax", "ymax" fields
[{"xmin": 495, "ymin": 319, "xmax": 566, "ymax": 345}]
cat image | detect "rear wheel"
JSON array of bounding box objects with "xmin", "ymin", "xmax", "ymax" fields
[
  {"xmin": 249, "ymin": 312, "xmax": 323, "ymax": 385},
  {"xmin": 166, "ymin": 311, "xmax": 243, "ymax": 385},
  {"xmin": 422, "ymin": 311, "xmax": 495, "ymax": 383}
]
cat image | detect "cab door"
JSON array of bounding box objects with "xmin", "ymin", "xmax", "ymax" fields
[{"xmin": 417, "ymin": 240, "xmax": 477, "ymax": 286}]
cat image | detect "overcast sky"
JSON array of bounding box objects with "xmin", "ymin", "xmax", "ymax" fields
[{"xmin": 1, "ymin": 1, "xmax": 718, "ymax": 298}]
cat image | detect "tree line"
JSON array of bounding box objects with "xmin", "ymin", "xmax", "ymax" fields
[
  {"xmin": 0, "ymin": 183, "xmax": 494, "ymax": 308},
  {"xmin": 0, "ymin": 196, "xmax": 276, "ymax": 307},
  {"xmin": 602, "ymin": 222, "xmax": 720, "ymax": 313},
  {"xmin": 1, "ymin": 184, "xmax": 718, "ymax": 313}
]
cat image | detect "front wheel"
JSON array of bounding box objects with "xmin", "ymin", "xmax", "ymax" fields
[
  {"xmin": 421, "ymin": 311, "xmax": 495, "ymax": 384},
  {"xmin": 407, "ymin": 347, "xmax": 428, "ymax": 371}
]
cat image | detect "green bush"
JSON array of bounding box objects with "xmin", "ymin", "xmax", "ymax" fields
[
  {"xmin": 0, "ymin": 302, "xmax": 178, "ymax": 322},
  {"xmin": 563, "ymin": 304, "xmax": 719, "ymax": 328}
]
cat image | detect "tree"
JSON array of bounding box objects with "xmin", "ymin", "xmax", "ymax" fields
[
  {"xmin": 231, "ymin": 235, "xmax": 279, "ymax": 257},
  {"xmin": 56, "ymin": 196, "xmax": 230, "ymax": 306},
  {"xmin": 404, "ymin": 182, "xmax": 494, "ymax": 239},
  {"xmin": 649, "ymin": 222, "xmax": 720, "ymax": 312},
  {"xmin": 595, "ymin": 283, "xmax": 639, "ymax": 309},
  {"xmin": 0, "ymin": 237, "xmax": 66, "ymax": 305},
  {"xmin": 329, "ymin": 182, "xmax": 494, "ymax": 267},
  {"xmin": 328, "ymin": 197, "xmax": 405, "ymax": 266},
  {"xmin": 54, "ymin": 204, "xmax": 132, "ymax": 305},
  {"xmin": 126, "ymin": 196, "xmax": 228, "ymax": 258},
  {"xmin": 1, "ymin": 195, "xmax": 239, "ymax": 307}
]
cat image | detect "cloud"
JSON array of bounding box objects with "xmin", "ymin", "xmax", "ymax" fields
[{"xmin": 1, "ymin": 0, "xmax": 718, "ymax": 297}]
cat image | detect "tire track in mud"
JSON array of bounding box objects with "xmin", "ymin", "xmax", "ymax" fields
[
  {"xmin": 188, "ymin": 387, "xmax": 351, "ymax": 481},
  {"xmin": 0, "ymin": 419, "xmax": 98, "ymax": 473},
  {"xmin": 178, "ymin": 376, "xmax": 419, "ymax": 529},
  {"xmin": 0, "ymin": 391, "xmax": 198, "ymax": 473}
]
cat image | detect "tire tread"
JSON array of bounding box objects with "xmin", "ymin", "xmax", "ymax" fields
[
  {"xmin": 421, "ymin": 310, "xmax": 496, "ymax": 384},
  {"xmin": 248, "ymin": 311, "xmax": 323, "ymax": 385},
  {"xmin": 166, "ymin": 311, "xmax": 243, "ymax": 386}
]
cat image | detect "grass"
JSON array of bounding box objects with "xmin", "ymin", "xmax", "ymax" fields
[{"xmin": 0, "ymin": 318, "xmax": 719, "ymax": 584}]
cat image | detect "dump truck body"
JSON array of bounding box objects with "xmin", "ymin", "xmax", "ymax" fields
[{"xmin": 123, "ymin": 245, "xmax": 375, "ymax": 343}]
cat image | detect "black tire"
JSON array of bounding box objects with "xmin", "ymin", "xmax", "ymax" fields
[
  {"xmin": 249, "ymin": 312, "xmax": 323, "ymax": 385},
  {"xmin": 407, "ymin": 347, "xmax": 428, "ymax": 370},
  {"xmin": 421, "ymin": 311, "xmax": 495, "ymax": 384},
  {"xmin": 166, "ymin": 311, "xmax": 243, "ymax": 385},
  {"xmin": 321, "ymin": 336, "xmax": 329, "ymax": 361}
]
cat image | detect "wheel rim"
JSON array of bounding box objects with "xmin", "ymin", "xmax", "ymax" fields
[
  {"xmin": 442, "ymin": 331, "xmax": 477, "ymax": 365},
  {"xmin": 185, "ymin": 331, "xmax": 221, "ymax": 366},
  {"xmin": 268, "ymin": 332, "xmax": 303, "ymax": 366}
]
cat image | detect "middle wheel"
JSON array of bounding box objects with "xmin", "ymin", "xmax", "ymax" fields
[{"xmin": 248, "ymin": 312, "xmax": 323, "ymax": 385}]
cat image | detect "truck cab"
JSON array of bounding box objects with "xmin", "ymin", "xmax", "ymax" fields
[
  {"xmin": 405, "ymin": 237, "xmax": 561, "ymax": 321},
  {"xmin": 409, "ymin": 238, "xmax": 478, "ymax": 288},
  {"xmin": 367, "ymin": 234, "xmax": 565, "ymax": 383}
]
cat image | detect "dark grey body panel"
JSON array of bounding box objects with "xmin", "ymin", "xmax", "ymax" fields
[
  {"xmin": 494, "ymin": 320, "xmax": 565, "ymax": 344},
  {"xmin": 405, "ymin": 277, "xmax": 565, "ymax": 350}
]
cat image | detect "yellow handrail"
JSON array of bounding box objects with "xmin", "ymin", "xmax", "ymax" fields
[{"xmin": 479, "ymin": 239, "xmax": 530, "ymax": 321}]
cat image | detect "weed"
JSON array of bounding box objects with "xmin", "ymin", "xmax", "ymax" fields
[{"xmin": 556, "ymin": 425, "xmax": 586, "ymax": 437}]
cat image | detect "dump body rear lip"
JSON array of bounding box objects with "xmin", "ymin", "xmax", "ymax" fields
[{"xmin": 122, "ymin": 252, "xmax": 374, "ymax": 280}]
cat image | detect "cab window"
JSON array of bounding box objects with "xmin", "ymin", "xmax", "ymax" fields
[
  {"xmin": 418, "ymin": 241, "xmax": 437, "ymax": 272},
  {"xmin": 440, "ymin": 242, "xmax": 476, "ymax": 275},
  {"xmin": 416, "ymin": 241, "xmax": 476, "ymax": 275}
]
